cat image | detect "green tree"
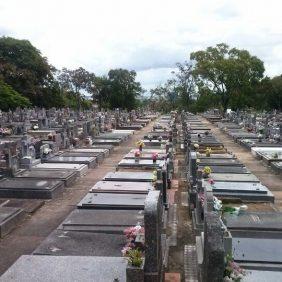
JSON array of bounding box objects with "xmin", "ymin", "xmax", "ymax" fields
[
  {"xmin": 190, "ymin": 43, "xmax": 265, "ymax": 112},
  {"xmin": 0, "ymin": 80, "xmax": 31, "ymax": 111},
  {"xmin": 107, "ymin": 69, "xmax": 144, "ymax": 110},
  {"xmin": 57, "ymin": 67, "xmax": 93, "ymax": 111},
  {"xmin": 268, "ymin": 75, "xmax": 282, "ymax": 110},
  {"xmin": 0, "ymin": 36, "xmax": 54, "ymax": 105}
]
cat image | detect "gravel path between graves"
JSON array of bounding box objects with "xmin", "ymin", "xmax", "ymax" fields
[
  {"xmin": 200, "ymin": 117, "xmax": 282, "ymax": 211},
  {"xmin": 0, "ymin": 123, "xmax": 154, "ymax": 275},
  {"xmin": 166, "ymin": 150, "xmax": 196, "ymax": 281}
]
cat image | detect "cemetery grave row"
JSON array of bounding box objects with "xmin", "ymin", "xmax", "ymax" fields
[
  {"xmin": 0, "ymin": 113, "xmax": 176, "ymax": 282},
  {"xmin": 182, "ymin": 111, "xmax": 282, "ymax": 282}
]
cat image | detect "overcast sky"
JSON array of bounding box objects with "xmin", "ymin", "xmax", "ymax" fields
[{"xmin": 0, "ymin": 0, "xmax": 281, "ymax": 92}]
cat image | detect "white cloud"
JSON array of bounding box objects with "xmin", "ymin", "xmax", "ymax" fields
[{"xmin": 0, "ymin": 0, "xmax": 281, "ymax": 90}]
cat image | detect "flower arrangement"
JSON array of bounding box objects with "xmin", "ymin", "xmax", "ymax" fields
[
  {"xmin": 152, "ymin": 170, "xmax": 157, "ymax": 183},
  {"xmin": 122, "ymin": 225, "xmax": 145, "ymax": 266},
  {"xmin": 194, "ymin": 143, "xmax": 199, "ymax": 150},
  {"xmin": 224, "ymin": 254, "xmax": 246, "ymax": 281},
  {"xmin": 0, "ymin": 128, "xmax": 12, "ymax": 135},
  {"xmin": 202, "ymin": 166, "xmax": 212, "ymax": 178},
  {"xmin": 32, "ymin": 124, "xmax": 39, "ymax": 130},
  {"xmin": 136, "ymin": 140, "xmax": 145, "ymax": 151},
  {"xmin": 205, "ymin": 147, "xmax": 212, "ymax": 157},
  {"xmin": 208, "ymin": 178, "xmax": 215, "ymax": 185},
  {"xmin": 152, "ymin": 152, "xmax": 158, "ymax": 163},
  {"xmin": 222, "ymin": 205, "xmax": 248, "ymax": 216},
  {"xmin": 213, "ymin": 196, "xmax": 222, "ymax": 211}
]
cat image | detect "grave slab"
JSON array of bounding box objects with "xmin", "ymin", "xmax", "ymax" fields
[
  {"xmin": 103, "ymin": 171, "xmax": 154, "ymax": 182},
  {"xmin": 198, "ymin": 165, "xmax": 249, "ymax": 174},
  {"xmin": 118, "ymin": 159, "xmax": 166, "ymax": 169},
  {"xmin": 197, "ymin": 158, "xmax": 242, "ymax": 166},
  {"xmin": 210, "ymin": 173, "xmax": 260, "ymax": 182},
  {"xmin": 86, "ymin": 144, "xmax": 114, "ymax": 152},
  {"xmin": 58, "ymin": 152, "xmax": 103, "ymax": 164},
  {"xmin": 92, "ymin": 139, "xmax": 121, "ymax": 146},
  {"xmin": 233, "ymin": 236, "xmax": 282, "ymax": 263},
  {"xmin": 0, "ymin": 207, "xmax": 25, "ymax": 237},
  {"xmin": 242, "ymin": 270, "xmax": 282, "ymax": 282},
  {"xmin": 124, "ymin": 152, "xmax": 167, "ymax": 160},
  {"xmin": 32, "ymin": 163, "xmax": 88, "ymax": 177},
  {"xmin": 90, "ymin": 181, "xmax": 154, "ymax": 194},
  {"xmin": 44, "ymin": 156, "xmax": 97, "ymax": 168},
  {"xmin": 0, "ymin": 178, "xmax": 64, "ymax": 199},
  {"xmin": 33, "ymin": 229, "xmax": 126, "ymax": 256},
  {"xmin": 77, "ymin": 192, "xmax": 146, "ymax": 209},
  {"xmin": 1, "ymin": 198, "xmax": 44, "ymax": 213},
  {"xmin": 0, "ymin": 255, "xmax": 127, "ymax": 282},
  {"xmin": 61, "ymin": 209, "xmax": 144, "ymax": 232},
  {"xmin": 71, "ymin": 148, "xmax": 109, "ymax": 157},
  {"xmin": 197, "ymin": 153, "xmax": 235, "ymax": 159},
  {"xmin": 270, "ymin": 161, "xmax": 282, "ymax": 174},
  {"xmin": 14, "ymin": 169, "xmax": 77, "ymax": 187},
  {"xmin": 225, "ymin": 212, "xmax": 282, "ymax": 231}
]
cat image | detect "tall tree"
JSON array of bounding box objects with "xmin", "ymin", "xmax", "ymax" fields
[
  {"xmin": 171, "ymin": 61, "xmax": 196, "ymax": 108},
  {"xmin": 57, "ymin": 67, "xmax": 93, "ymax": 111},
  {"xmin": 107, "ymin": 69, "xmax": 143, "ymax": 110},
  {"xmin": 0, "ymin": 36, "xmax": 54, "ymax": 105},
  {"xmin": 190, "ymin": 43, "xmax": 265, "ymax": 112}
]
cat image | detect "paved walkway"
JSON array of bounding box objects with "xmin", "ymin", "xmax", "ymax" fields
[
  {"xmin": 200, "ymin": 117, "xmax": 282, "ymax": 210},
  {"xmin": 0, "ymin": 123, "xmax": 154, "ymax": 275}
]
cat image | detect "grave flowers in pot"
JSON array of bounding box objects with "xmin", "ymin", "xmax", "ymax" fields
[
  {"xmin": 205, "ymin": 147, "xmax": 212, "ymax": 157},
  {"xmin": 202, "ymin": 166, "xmax": 212, "ymax": 178},
  {"xmin": 136, "ymin": 140, "xmax": 145, "ymax": 152},
  {"xmin": 223, "ymin": 254, "xmax": 246, "ymax": 282},
  {"xmin": 152, "ymin": 152, "xmax": 158, "ymax": 163},
  {"xmin": 122, "ymin": 225, "xmax": 145, "ymax": 282},
  {"xmin": 134, "ymin": 150, "xmax": 141, "ymax": 163}
]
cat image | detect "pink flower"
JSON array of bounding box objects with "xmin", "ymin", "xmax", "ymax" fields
[{"xmin": 208, "ymin": 178, "xmax": 215, "ymax": 185}]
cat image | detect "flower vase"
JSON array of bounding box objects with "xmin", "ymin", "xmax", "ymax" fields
[
  {"xmin": 139, "ymin": 146, "xmax": 143, "ymax": 152},
  {"xmin": 126, "ymin": 259, "xmax": 145, "ymax": 282},
  {"xmin": 135, "ymin": 157, "xmax": 139, "ymax": 163}
]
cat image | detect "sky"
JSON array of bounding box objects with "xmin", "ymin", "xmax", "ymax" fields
[{"xmin": 0, "ymin": 0, "xmax": 282, "ymax": 93}]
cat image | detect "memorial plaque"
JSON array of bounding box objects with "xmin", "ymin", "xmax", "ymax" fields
[
  {"xmin": 44, "ymin": 156, "xmax": 97, "ymax": 168},
  {"xmin": 198, "ymin": 165, "xmax": 249, "ymax": 174},
  {"xmin": 62, "ymin": 209, "xmax": 144, "ymax": 232},
  {"xmin": 15, "ymin": 169, "xmax": 77, "ymax": 187},
  {"xmin": 0, "ymin": 255, "xmax": 127, "ymax": 282},
  {"xmin": 103, "ymin": 171, "xmax": 154, "ymax": 182},
  {"xmin": 32, "ymin": 163, "xmax": 88, "ymax": 177},
  {"xmin": 0, "ymin": 178, "xmax": 64, "ymax": 199},
  {"xmin": 225, "ymin": 212, "xmax": 282, "ymax": 231},
  {"xmin": 77, "ymin": 192, "xmax": 146, "ymax": 209},
  {"xmin": 210, "ymin": 173, "xmax": 260, "ymax": 182},
  {"xmin": 118, "ymin": 159, "xmax": 165, "ymax": 169},
  {"xmin": 0, "ymin": 206, "xmax": 25, "ymax": 237},
  {"xmin": 33, "ymin": 229, "xmax": 126, "ymax": 256},
  {"xmin": 90, "ymin": 181, "xmax": 153, "ymax": 194}
]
